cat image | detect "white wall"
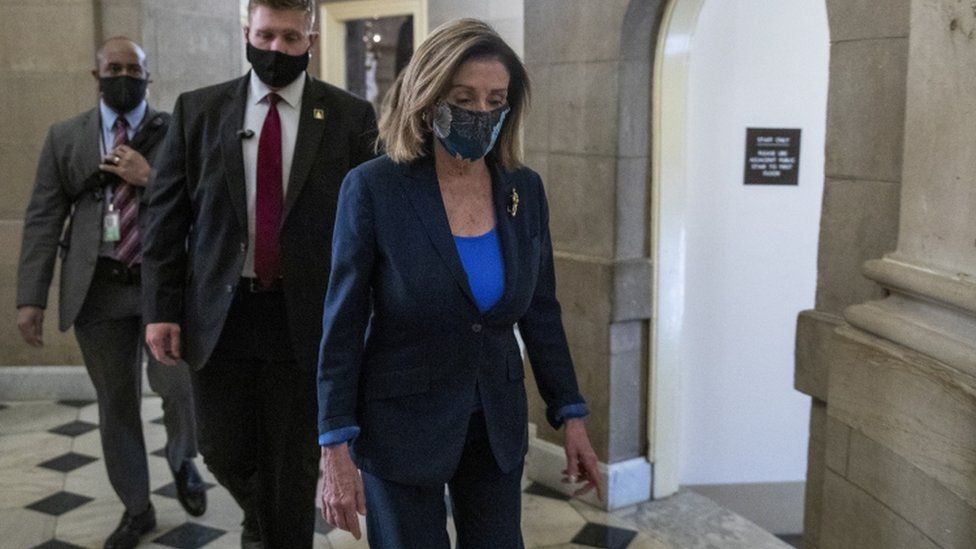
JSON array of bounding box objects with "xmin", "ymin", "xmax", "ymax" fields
[
  {"xmin": 427, "ymin": 0, "xmax": 524, "ymax": 57},
  {"xmin": 677, "ymin": 0, "xmax": 829, "ymax": 486}
]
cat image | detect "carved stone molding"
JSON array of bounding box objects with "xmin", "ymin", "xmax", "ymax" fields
[{"xmin": 843, "ymin": 256, "xmax": 976, "ymax": 383}]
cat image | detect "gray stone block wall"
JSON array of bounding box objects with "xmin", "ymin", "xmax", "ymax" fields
[
  {"xmin": 0, "ymin": 0, "xmax": 97, "ymax": 366},
  {"xmin": 426, "ymin": 0, "xmax": 524, "ymax": 57},
  {"xmin": 523, "ymin": 0, "xmax": 662, "ymax": 464},
  {"xmin": 801, "ymin": 0, "xmax": 976, "ymax": 546},
  {"xmin": 818, "ymin": 327, "xmax": 976, "ymax": 548},
  {"xmin": 795, "ymin": 0, "xmax": 911, "ymax": 535}
]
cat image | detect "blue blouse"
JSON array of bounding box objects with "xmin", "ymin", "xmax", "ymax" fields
[{"xmin": 453, "ymin": 227, "xmax": 505, "ymax": 313}]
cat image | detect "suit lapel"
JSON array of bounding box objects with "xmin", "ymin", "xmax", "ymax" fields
[
  {"xmin": 129, "ymin": 106, "xmax": 166, "ymax": 149},
  {"xmin": 218, "ymin": 76, "xmax": 249, "ymax": 234},
  {"xmin": 487, "ymin": 162, "xmax": 520, "ymax": 317},
  {"xmin": 399, "ymin": 160, "xmax": 480, "ymax": 311},
  {"xmin": 283, "ymin": 76, "xmax": 330, "ymax": 221},
  {"xmin": 74, "ymin": 109, "xmax": 101, "ymax": 181}
]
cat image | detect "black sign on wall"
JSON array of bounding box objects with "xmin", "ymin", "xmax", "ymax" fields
[{"xmin": 744, "ymin": 128, "xmax": 801, "ymax": 185}]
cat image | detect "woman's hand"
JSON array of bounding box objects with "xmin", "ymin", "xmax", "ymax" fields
[
  {"xmin": 562, "ymin": 418, "xmax": 603, "ymax": 501},
  {"xmin": 320, "ymin": 444, "xmax": 367, "ymax": 540}
]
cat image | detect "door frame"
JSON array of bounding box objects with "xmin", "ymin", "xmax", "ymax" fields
[
  {"xmin": 649, "ymin": 0, "xmax": 707, "ymax": 500},
  {"xmin": 319, "ymin": 0, "xmax": 428, "ymax": 89}
]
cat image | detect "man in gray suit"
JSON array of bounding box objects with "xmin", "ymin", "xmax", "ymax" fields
[{"xmin": 16, "ymin": 37, "xmax": 206, "ymax": 549}]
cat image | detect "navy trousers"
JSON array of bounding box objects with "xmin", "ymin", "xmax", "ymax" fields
[{"xmin": 362, "ymin": 412, "xmax": 525, "ymax": 549}]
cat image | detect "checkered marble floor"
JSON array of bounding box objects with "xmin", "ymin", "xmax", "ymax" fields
[{"xmin": 0, "ymin": 398, "xmax": 798, "ymax": 549}]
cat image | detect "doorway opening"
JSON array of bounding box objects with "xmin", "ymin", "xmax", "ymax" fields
[{"xmin": 320, "ymin": 0, "xmax": 427, "ymax": 107}]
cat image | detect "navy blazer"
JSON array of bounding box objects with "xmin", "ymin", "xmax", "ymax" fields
[{"xmin": 317, "ymin": 153, "xmax": 585, "ymax": 486}]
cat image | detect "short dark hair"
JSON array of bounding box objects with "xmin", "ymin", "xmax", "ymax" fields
[{"xmin": 247, "ymin": 0, "xmax": 316, "ymax": 28}]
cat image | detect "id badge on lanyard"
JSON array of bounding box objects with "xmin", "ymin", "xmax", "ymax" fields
[
  {"xmin": 99, "ymin": 113, "xmax": 121, "ymax": 242},
  {"xmin": 103, "ymin": 204, "xmax": 121, "ymax": 242}
]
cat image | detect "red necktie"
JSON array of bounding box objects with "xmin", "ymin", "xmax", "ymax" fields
[
  {"xmin": 255, "ymin": 93, "xmax": 283, "ymax": 286},
  {"xmin": 111, "ymin": 117, "xmax": 142, "ymax": 267}
]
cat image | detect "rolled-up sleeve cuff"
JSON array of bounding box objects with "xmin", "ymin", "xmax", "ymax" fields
[
  {"xmin": 318, "ymin": 426, "xmax": 360, "ymax": 447},
  {"xmin": 547, "ymin": 401, "xmax": 589, "ymax": 429}
]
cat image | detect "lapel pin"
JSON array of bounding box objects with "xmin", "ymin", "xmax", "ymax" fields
[
  {"xmin": 508, "ymin": 188, "xmax": 519, "ymax": 217},
  {"xmin": 313, "ymin": 108, "xmax": 325, "ymax": 120}
]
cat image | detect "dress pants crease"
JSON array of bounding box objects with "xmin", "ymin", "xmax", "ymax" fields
[{"xmin": 73, "ymin": 270, "xmax": 197, "ymax": 514}]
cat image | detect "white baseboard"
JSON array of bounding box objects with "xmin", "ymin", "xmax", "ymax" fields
[
  {"xmin": 685, "ymin": 481, "xmax": 805, "ymax": 535},
  {"xmin": 0, "ymin": 366, "xmax": 97, "ymax": 400},
  {"xmin": 526, "ymin": 428, "xmax": 652, "ymax": 511}
]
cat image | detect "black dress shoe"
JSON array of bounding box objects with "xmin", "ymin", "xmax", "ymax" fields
[
  {"xmin": 173, "ymin": 460, "xmax": 208, "ymax": 516},
  {"xmin": 104, "ymin": 503, "xmax": 156, "ymax": 549}
]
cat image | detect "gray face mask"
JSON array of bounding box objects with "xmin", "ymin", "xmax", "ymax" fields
[{"xmin": 431, "ymin": 100, "xmax": 510, "ymax": 161}]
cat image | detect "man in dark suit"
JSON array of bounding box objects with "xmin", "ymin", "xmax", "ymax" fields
[
  {"xmin": 142, "ymin": 1, "xmax": 377, "ymax": 547},
  {"xmin": 16, "ymin": 37, "xmax": 205, "ymax": 549}
]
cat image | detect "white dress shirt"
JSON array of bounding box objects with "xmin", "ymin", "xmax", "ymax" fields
[{"xmin": 241, "ymin": 71, "xmax": 306, "ymax": 277}]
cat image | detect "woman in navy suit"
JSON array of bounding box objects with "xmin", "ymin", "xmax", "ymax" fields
[{"xmin": 317, "ymin": 19, "xmax": 601, "ymax": 548}]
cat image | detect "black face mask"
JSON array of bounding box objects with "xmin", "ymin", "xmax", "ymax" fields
[
  {"xmin": 99, "ymin": 75, "xmax": 148, "ymax": 114},
  {"xmin": 246, "ymin": 42, "xmax": 309, "ymax": 88}
]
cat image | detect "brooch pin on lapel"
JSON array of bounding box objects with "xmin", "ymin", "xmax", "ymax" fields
[
  {"xmin": 508, "ymin": 188, "xmax": 519, "ymax": 217},
  {"xmin": 313, "ymin": 108, "xmax": 325, "ymax": 120}
]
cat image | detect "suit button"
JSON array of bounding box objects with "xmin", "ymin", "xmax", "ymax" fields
[
  {"xmin": 471, "ymin": 323, "xmax": 482, "ymax": 333},
  {"xmin": 226, "ymin": 284, "xmax": 233, "ymax": 293}
]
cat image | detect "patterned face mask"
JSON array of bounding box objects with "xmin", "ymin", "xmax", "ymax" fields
[{"xmin": 431, "ymin": 100, "xmax": 510, "ymax": 161}]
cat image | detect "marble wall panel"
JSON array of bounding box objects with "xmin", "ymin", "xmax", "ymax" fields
[
  {"xmin": 824, "ymin": 39, "xmax": 908, "ymax": 182},
  {"xmin": 827, "ymin": 0, "xmax": 911, "ymax": 42},
  {"xmin": 0, "ymin": 1, "xmax": 95, "ymax": 73},
  {"xmin": 814, "ymin": 179, "xmax": 900, "ymax": 314},
  {"xmin": 523, "ymin": 0, "xmax": 628, "ymax": 64},
  {"xmin": 896, "ymin": 0, "xmax": 976, "ymax": 275},
  {"xmin": 820, "ymin": 469, "xmax": 941, "ymax": 549},
  {"xmin": 828, "ymin": 328, "xmax": 976, "ymax": 507},
  {"xmin": 546, "ymin": 153, "xmax": 616, "ymax": 259},
  {"xmin": 846, "ymin": 428, "xmax": 976, "ymax": 548},
  {"xmin": 794, "ymin": 309, "xmax": 842, "ymax": 400},
  {"xmin": 803, "ymin": 399, "xmax": 827, "ymax": 549},
  {"xmin": 548, "ymin": 61, "xmax": 620, "ymax": 157}
]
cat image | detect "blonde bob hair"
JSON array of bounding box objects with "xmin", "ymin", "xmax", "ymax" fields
[{"xmin": 378, "ymin": 19, "xmax": 530, "ymax": 170}]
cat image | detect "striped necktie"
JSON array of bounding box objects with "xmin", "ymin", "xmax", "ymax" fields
[{"xmin": 110, "ymin": 117, "xmax": 141, "ymax": 267}]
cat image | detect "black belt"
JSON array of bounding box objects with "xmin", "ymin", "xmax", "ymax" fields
[
  {"xmin": 95, "ymin": 257, "xmax": 140, "ymax": 285},
  {"xmin": 239, "ymin": 277, "xmax": 284, "ymax": 293}
]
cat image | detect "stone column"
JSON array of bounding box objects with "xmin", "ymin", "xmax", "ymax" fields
[
  {"xmin": 0, "ymin": 1, "xmax": 241, "ymax": 374},
  {"xmin": 522, "ymin": 0, "xmax": 663, "ymax": 510},
  {"xmin": 793, "ymin": 0, "xmax": 910, "ymax": 544},
  {"xmin": 799, "ymin": 0, "xmax": 976, "ymax": 547}
]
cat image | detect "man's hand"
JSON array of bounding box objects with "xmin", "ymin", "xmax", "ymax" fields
[
  {"xmin": 320, "ymin": 444, "xmax": 366, "ymax": 540},
  {"xmin": 562, "ymin": 418, "xmax": 603, "ymax": 501},
  {"xmin": 100, "ymin": 145, "xmax": 151, "ymax": 186},
  {"xmin": 17, "ymin": 306, "xmax": 44, "ymax": 347},
  {"xmin": 145, "ymin": 322, "xmax": 181, "ymax": 365}
]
